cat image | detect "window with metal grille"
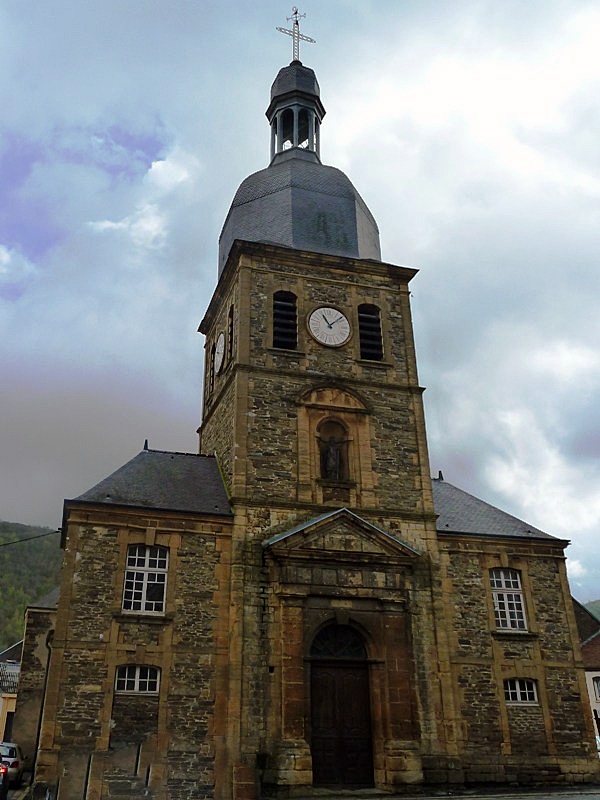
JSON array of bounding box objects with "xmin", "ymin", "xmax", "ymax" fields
[
  {"xmin": 490, "ymin": 568, "xmax": 527, "ymax": 630},
  {"xmin": 208, "ymin": 342, "xmax": 216, "ymax": 394},
  {"xmin": 310, "ymin": 625, "xmax": 367, "ymax": 660},
  {"xmin": 115, "ymin": 665, "xmax": 160, "ymax": 694},
  {"xmin": 273, "ymin": 291, "xmax": 297, "ymax": 350},
  {"xmin": 358, "ymin": 304, "xmax": 383, "ymax": 360},
  {"xmin": 122, "ymin": 545, "xmax": 168, "ymax": 614},
  {"xmin": 504, "ymin": 678, "xmax": 538, "ymax": 704}
]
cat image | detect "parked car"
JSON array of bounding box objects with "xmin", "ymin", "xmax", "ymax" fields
[{"xmin": 0, "ymin": 742, "xmax": 26, "ymax": 787}]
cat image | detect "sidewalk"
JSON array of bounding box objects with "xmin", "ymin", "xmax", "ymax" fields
[
  {"xmin": 9, "ymin": 785, "xmax": 600, "ymax": 800},
  {"xmin": 286, "ymin": 788, "xmax": 600, "ymax": 800}
]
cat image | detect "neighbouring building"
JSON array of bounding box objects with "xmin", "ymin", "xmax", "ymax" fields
[
  {"xmin": 573, "ymin": 599, "xmax": 600, "ymax": 744},
  {"xmin": 21, "ymin": 28, "xmax": 600, "ymax": 800},
  {"xmin": 0, "ymin": 642, "xmax": 21, "ymax": 742},
  {"xmin": 11, "ymin": 589, "xmax": 59, "ymax": 768}
]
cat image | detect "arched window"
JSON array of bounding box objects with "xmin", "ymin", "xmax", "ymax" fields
[
  {"xmin": 318, "ymin": 419, "xmax": 349, "ymax": 481},
  {"xmin": 227, "ymin": 304, "xmax": 234, "ymax": 362},
  {"xmin": 358, "ymin": 304, "xmax": 383, "ymax": 361},
  {"xmin": 208, "ymin": 342, "xmax": 216, "ymax": 394},
  {"xmin": 298, "ymin": 108, "xmax": 310, "ymax": 149},
  {"xmin": 311, "ymin": 625, "xmax": 367, "ymax": 660},
  {"xmin": 281, "ymin": 109, "xmax": 294, "ymax": 149},
  {"xmin": 273, "ymin": 291, "xmax": 297, "ymax": 350}
]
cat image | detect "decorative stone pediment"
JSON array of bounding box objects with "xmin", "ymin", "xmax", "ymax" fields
[
  {"xmin": 263, "ymin": 508, "xmax": 419, "ymax": 563},
  {"xmin": 299, "ymin": 386, "xmax": 369, "ymax": 413}
]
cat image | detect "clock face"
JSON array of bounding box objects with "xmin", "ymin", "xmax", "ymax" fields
[
  {"xmin": 214, "ymin": 331, "xmax": 225, "ymax": 373},
  {"xmin": 308, "ymin": 306, "xmax": 351, "ymax": 347}
]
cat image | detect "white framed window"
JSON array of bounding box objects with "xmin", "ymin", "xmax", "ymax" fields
[
  {"xmin": 593, "ymin": 676, "xmax": 600, "ymax": 701},
  {"xmin": 490, "ymin": 568, "xmax": 527, "ymax": 630},
  {"xmin": 504, "ymin": 678, "xmax": 538, "ymax": 704},
  {"xmin": 115, "ymin": 665, "xmax": 160, "ymax": 694},
  {"xmin": 122, "ymin": 544, "xmax": 168, "ymax": 614}
]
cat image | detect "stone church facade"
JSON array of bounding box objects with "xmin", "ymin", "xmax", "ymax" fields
[{"xmin": 22, "ymin": 57, "xmax": 599, "ymax": 800}]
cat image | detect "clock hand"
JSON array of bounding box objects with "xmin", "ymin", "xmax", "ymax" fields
[
  {"xmin": 322, "ymin": 313, "xmax": 333, "ymax": 329},
  {"xmin": 330, "ymin": 315, "xmax": 344, "ymax": 326}
]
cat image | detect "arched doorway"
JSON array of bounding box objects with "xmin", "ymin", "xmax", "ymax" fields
[{"xmin": 310, "ymin": 625, "xmax": 374, "ymax": 787}]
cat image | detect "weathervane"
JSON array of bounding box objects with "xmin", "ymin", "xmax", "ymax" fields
[{"xmin": 276, "ymin": 6, "xmax": 316, "ymax": 62}]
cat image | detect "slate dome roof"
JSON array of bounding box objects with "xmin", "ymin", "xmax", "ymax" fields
[
  {"xmin": 218, "ymin": 61, "xmax": 381, "ymax": 274},
  {"xmin": 218, "ymin": 151, "xmax": 381, "ymax": 273},
  {"xmin": 268, "ymin": 60, "xmax": 321, "ymax": 106}
]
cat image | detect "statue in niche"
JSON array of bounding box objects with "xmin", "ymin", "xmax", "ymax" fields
[{"xmin": 319, "ymin": 421, "xmax": 348, "ymax": 481}]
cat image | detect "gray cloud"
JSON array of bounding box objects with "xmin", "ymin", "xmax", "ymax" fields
[{"xmin": 1, "ymin": 0, "xmax": 599, "ymax": 601}]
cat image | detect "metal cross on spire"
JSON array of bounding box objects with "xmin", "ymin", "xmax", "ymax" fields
[{"xmin": 276, "ymin": 6, "xmax": 316, "ymax": 62}]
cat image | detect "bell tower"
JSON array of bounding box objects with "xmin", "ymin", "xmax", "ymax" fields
[
  {"xmin": 198, "ymin": 21, "xmax": 442, "ymax": 797},
  {"xmin": 199, "ymin": 55, "xmax": 433, "ymax": 520}
]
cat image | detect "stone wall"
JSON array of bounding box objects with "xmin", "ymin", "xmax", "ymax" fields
[
  {"xmin": 200, "ymin": 245, "xmax": 433, "ymax": 522},
  {"xmin": 32, "ymin": 506, "xmax": 233, "ymax": 800},
  {"xmin": 12, "ymin": 607, "xmax": 55, "ymax": 763},
  {"xmin": 437, "ymin": 534, "xmax": 600, "ymax": 785}
]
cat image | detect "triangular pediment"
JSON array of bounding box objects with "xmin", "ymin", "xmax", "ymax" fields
[{"xmin": 262, "ymin": 508, "xmax": 419, "ymax": 561}]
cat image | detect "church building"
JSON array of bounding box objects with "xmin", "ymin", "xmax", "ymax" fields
[{"xmin": 21, "ymin": 17, "xmax": 600, "ymax": 800}]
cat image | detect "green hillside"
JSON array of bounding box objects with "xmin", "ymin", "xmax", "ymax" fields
[
  {"xmin": 0, "ymin": 521, "xmax": 62, "ymax": 652},
  {"xmin": 585, "ymin": 599, "xmax": 600, "ymax": 621}
]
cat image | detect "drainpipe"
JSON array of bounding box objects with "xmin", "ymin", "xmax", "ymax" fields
[{"xmin": 29, "ymin": 629, "xmax": 54, "ymax": 787}]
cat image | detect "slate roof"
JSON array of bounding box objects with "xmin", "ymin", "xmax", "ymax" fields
[
  {"xmin": 0, "ymin": 641, "xmax": 23, "ymax": 663},
  {"xmin": 30, "ymin": 586, "xmax": 60, "ymax": 609},
  {"xmin": 262, "ymin": 507, "xmax": 419, "ymax": 553},
  {"xmin": 269, "ymin": 61, "xmax": 321, "ymax": 104},
  {"xmin": 432, "ymin": 477, "xmax": 557, "ymax": 540},
  {"xmin": 218, "ymin": 152, "xmax": 381, "ymax": 274},
  {"xmin": 70, "ymin": 449, "xmax": 232, "ymax": 517},
  {"xmin": 68, "ymin": 450, "xmax": 557, "ymax": 539},
  {"xmin": 573, "ymin": 597, "xmax": 600, "ymax": 643}
]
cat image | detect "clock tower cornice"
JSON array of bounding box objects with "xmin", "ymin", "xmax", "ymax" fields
[{"xmin": 201, "ymin": 238, "xmax": 419, "ymax": 333}]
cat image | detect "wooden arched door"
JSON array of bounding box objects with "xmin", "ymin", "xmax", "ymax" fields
[{"xmin": 310, "ymin": 625, "xmax": 374, "ymax": 787}]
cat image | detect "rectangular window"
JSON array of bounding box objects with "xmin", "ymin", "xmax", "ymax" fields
[
  {"xmin": 122, "ymin": 544, "xmax": 168, "ymax": 614},
  {"xmin": 504, "ymin": 678, "xmax": 538, "ymax": 704},
  {"xmin": 593, "ymin": 676, "xmax": 600, "ymax": 702},
  {"xmin": 490, "ymin": 567, "xmax": 527, "ymax": 630},
  {"xmin": 115, "ymin": 665, "xmax": 160, "ymax": 694}
]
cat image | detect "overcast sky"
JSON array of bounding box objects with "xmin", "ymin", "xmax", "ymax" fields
[{"xmin": 1, "ymin": 0, "xmax": 599, "ymax": 602}]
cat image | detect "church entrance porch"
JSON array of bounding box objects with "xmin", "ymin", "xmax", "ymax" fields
[
  {"xmin": 310, "ymin": 626, "xmax": 374, "ymax": 787},
  {"xmin": 261, "ymin": 508, "xmax": 427, "ymax": 796}
]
